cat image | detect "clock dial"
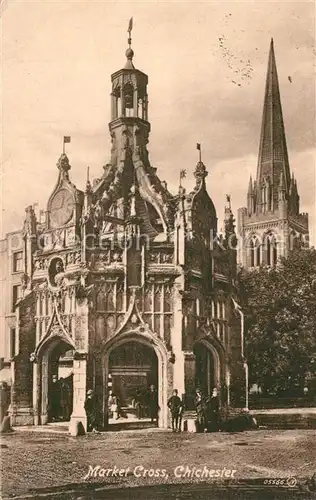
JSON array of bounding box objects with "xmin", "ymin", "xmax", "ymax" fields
[{"xmin": 50, "ymin": 189, "xmax": 74, "ymax": 227}]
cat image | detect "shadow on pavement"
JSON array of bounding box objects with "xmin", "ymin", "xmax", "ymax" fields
[{"xmin": 8, "ymin": 478, "xmax": 315, "ymax": 500}]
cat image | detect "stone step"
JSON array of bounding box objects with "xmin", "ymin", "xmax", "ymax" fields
[{"xmin": 251, "ymin": 408, "xmax": 316, "ymax": 429}]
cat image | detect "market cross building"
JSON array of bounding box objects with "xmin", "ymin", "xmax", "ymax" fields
[{"xmin": 3, "ymin": 26, "xmax": 246, "ymax": 431}]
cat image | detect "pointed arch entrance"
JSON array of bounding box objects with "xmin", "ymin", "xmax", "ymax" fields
[
  {"xmin": 102, "ymin": 328, "xmax": 168, "ymax": 429},
  {"xmin": 34, "ymin": 336, "xmax": 75, "ymax": 425},
  {"xmin": 193, "ymin": 333, "xmax": 226, "ymax": 404}
]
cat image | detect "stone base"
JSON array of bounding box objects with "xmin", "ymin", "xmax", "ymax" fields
[
  {"xmin": 183, "ymin": 418, "xmax": 197, "ymax": 432},
  {"xmin": 69, "ymin": 413, "xmax": 87, "ymax": 436},
  {"xmin": 10, "ymin": 407, "xmax": 34, "ymax": 426}
]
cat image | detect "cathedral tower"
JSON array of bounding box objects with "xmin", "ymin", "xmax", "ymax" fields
[{"xmin": 238, "ymin": 39, "xmax": 309, "ymax": 268}]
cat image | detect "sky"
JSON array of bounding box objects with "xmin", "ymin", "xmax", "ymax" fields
[{"xmin": 1, "ymin": 0, "xmax": 315, "ymax": 243}]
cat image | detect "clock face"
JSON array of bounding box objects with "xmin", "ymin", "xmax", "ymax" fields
[{"xmin": 50, "ymin": 189, "xmax": 74, "ymax": 228}]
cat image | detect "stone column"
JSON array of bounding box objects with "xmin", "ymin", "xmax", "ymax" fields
[
  {"xmin": 69, "ymin": 352, "xmax": 88, "ymax": 433},
  {"xmin": 32, "ymin": 360, "xmax": 40, "ymax": 425},
  {"xmin": 183, "ymin": 351, "xmax": 196, "ymax": 410}
]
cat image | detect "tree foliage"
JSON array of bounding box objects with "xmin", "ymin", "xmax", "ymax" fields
[{"xmin": 237, "ymin": 249, "xmax": 316, "ymax": 395}]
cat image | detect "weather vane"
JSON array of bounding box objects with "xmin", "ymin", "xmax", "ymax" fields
[{"xmin": 127, "ymin": 17, "xmax": 133, "ymax": 47}]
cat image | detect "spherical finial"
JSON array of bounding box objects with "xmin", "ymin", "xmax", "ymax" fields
[{"xmin": 125, "ymin": 47, "xmax": 134, "ymax": 60}]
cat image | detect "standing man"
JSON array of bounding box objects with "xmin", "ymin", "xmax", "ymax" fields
[
  {"xmin": 167, "ymin": 389, "xmax": 183, "ymax": 432},
  {"xmin": 148, "ymin": 384, "xmax": 159, "ymax": 424},
  {"xmin": 195, "ymin": 388, "xmax": 206, "ymax": 432},
  {"xmin": 84, "ymin": 389, "xmax": 99, "ymax": 432},
  {"xmin": 206, "ymin": 387, "xmax": 220, "ymax": 432},
  {"xmin": 50, "ymin": 374, "xmax": 60, "ymax": 421}
]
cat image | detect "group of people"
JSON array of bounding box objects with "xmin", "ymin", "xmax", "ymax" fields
[
  {"xmin": 167, "ymin": 387, "xmax": 220, "ymax": 433},
  {"xmin": 84, "ymin": 384, "xmax": 160, "ymax": 432},
  {"xmin": 195, "ymin": 387, "xmax": 220, "ymax": 432},
  {"xmin": 49, "ymin": 374, "xmax": 73, "ymax": 422},
  {"xmin": 83, "ymin": 385, "xmax": 221, "ymax": 433},
  {"xmin": 133, "ymin": 384, "xmax": 159, "ymax": 423}
]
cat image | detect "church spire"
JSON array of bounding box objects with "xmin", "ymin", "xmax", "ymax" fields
[{"xmin": 256, "ymin": 38, "xmax": 291, "ymax": 210}]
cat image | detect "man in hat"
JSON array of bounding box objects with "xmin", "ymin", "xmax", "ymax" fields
[
  {"xmin": 147, "ymin": 384, "xmax": 159, "ymax": 424},
  {"xmin": 84, "ymin": 389, "xmax": 99, "ymax": 432},
  {"xmin": 167, "ymin": 389, "xmax": 183, "ymax": 432}
]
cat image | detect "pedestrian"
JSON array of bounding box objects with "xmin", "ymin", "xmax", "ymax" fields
[
  {"xmin": 108, "ymin": 392, "xmax": 119, "ymax": 420},
  {"xmin": 60, "ymin": 378, "xmax": 71, "ymax": 421},
  {"xmin": 135, "ymin": 389, "xmax": 144, "ymax": 420},
  {"xmin": 206, "ymin": 387, "xmax": 220, "ymax": 432},
  {"xmin": 167, "ymin": 389, "xmax": 183, "ymax": 432},
  {"xmin": 195, "ymin": 388, "xmax": 206, "ymax": 432},
  {"xmin": 84, "ymin": 389, "xmax": 99, "ymax": 432},
  {"xmin": 50, "ymin": 374, "xmax": 60, "ymax": 421},
  {"xmin": 148, "ymin": 384, "xmax": 159, "ymax": 424}
]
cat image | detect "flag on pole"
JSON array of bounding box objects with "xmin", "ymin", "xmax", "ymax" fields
[
  {"xmin": 196, "ymin": 143, "xmax": 201, "ymax": 150},
  {"xmin": 64, "ymin": 136, "xmax": 71, "ymax": 144},
  {"xmin": 180, "ymin": 169, "xmax": 187, "ymax": 179},
  {"xmin": 128, "ymin": 17, "xmax": 133, "ymax": 33}
]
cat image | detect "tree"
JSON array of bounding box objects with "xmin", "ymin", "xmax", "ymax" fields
[{"xmin": 237, "ymin": 248, "xmax": 316, "ymax": 396}]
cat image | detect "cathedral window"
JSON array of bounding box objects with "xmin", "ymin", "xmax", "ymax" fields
[
  {"xmin": 249, "ymin": 236, "xmax": 261, "ymax": 267},
  {"xmin": 265, "ymin": 233, "xmax": 277, "ymax": 266}
]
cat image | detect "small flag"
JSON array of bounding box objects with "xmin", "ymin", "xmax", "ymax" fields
[
  {"xmin": 180, "ymin": 169, "xmax": 187, "ymax": 179},
  {"xmin": 128, "ymin": 17, "xmax": 133, "ymax": 33},
  {"xmin": 63, "ymin": 136, "xmax": 71, "ymax": 144},
  {"xmin": 197, "ymin": 143, "xmax": 201, "ymax": 150}
]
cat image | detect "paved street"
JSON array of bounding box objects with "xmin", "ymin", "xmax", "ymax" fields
[{"xmin": 1, "ymin": 428, "xmax": 316, "ymax": 499}]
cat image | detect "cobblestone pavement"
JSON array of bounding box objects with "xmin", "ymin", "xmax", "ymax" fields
[{"xmin": 1, "ymin": 429, "xmax": 316, "ymax": 499}]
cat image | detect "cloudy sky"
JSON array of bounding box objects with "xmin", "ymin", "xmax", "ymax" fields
[{"xmin": 1, "ymin": 0, "xmax": 315, "ymax": 243}]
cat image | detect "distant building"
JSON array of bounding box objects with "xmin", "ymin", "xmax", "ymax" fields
[
  {"xmin": 238, "ymin": 39, "xmax": 309, "ymax": 268},
  {"xmin": 0, "ymin": 230, "xmax": 24, "ymax": 382},
  {"xmin": 1, "ymin": 27, "xmax": 246, "ymax": 430}
]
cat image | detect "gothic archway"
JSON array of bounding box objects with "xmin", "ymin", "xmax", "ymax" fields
[
  {"xmin": 35, "ymin": 337, "xmax": 74, "ymax": 425},
  {"xmin": 193, "ymin": 333, "xmax": 227, "ymax": 407},
  {"xmin": 102, "ymin": 328, "xmax": 168, "ymax": 429}
]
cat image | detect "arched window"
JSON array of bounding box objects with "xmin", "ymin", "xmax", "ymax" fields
[
  {"xmin": 265, "ymin": 232, "xmax": 278, "ymax": 266},
  {"xmin": 112, "ymin": 88, "xmax": 121, "ymax": 119},
  {"xmin": 249, "ymin": 236, "xmax": 261, "ymax": 267},
  {"xmin": 123, "ymin": 83, "xmax": 134, "ymax": 117}
]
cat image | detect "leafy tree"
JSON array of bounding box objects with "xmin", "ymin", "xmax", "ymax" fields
[{"xmin": 237, "ymin": 248, "xmax": 316, "ymax": 396}]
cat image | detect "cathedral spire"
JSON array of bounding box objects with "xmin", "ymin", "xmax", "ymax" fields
[{"xmin": 256, "ymin": 39, "xmax": 291, "ymax": 209}]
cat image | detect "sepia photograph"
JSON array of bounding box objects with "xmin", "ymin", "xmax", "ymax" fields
[{"xmin": 0, "ymin": 0, "xmax": 315, "ymax": 498}]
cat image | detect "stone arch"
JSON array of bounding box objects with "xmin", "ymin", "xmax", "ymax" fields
[
  {"xmin": 194, "ymin": 329, "xmax": 227, "ymax": 406},
  {"xmin": 246, "ymin": 233, "xmax": 262, "ymax": 267},
  {"xmin": 34, "ymin": 335, "xmax": 75, "ymax": 425},
  {"xmin": 262, "ymin": 230, "xmax": 278, "ymax": 266},
  {"xmin": 101, "ymin": 327, "xmax": 169, "ymax": 429}
]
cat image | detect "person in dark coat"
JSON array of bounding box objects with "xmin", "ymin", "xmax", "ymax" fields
[
  {"xmin": 50, "ymin": 375, "xmax": 60, "ymax": 421},
  {"xmin": 206, "ymin": 387, "xmax": 220, "ymax": 432},
  {"xmin": 135, "ymin": 389, "xmax": 144, "ymax": 420},
  {"xmin": 195, "ymin": 388, "xmax": 206, "ymax": 432},
  {"xmin": 148, "ymin": 384, "xmax": 159, "ymax": 424},
  {"xmin": 84, "ymin": 389, "xmax": 99, "ymax": 432},
  {"xmin": 167, "ymin": 389, "xmax": 183, "ymax": 432}
]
